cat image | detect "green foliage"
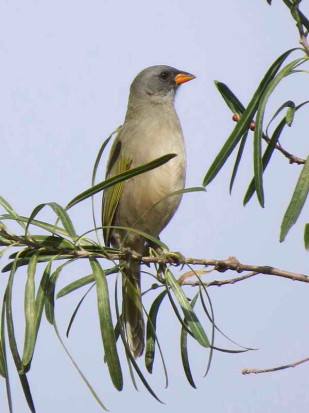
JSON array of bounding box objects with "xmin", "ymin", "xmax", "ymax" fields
[
  {"xmin": 0, "ymin": 160, "xmax": 233, "ymax": 412},
  {"xmin": 205, "ymin": 47, "xmax": 308, "ymax": 243},
  {"xmin": 280, "ymin": 156, "xmax": 309, "ymax": 242}
]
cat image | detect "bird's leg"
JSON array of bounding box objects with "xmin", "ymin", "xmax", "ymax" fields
[
  {"xmin": 148, "ymin": 242, "xmax": 185, "ymax": 284},
  {"xmin": 121, "ymin": 247, "xmax": 142, "ymax": 273},
  {"xmin": 152, "ymin": 245, "xmax": 185, "ymax": 266}
]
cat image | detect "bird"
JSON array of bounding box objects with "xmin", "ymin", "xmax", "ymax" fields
[{"xmin": 102, "ymin": 65, "xmax": 195, "ymax": 358}]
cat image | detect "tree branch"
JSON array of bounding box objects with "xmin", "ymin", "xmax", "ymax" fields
[
  {"xmin": 0, "ymin": 229, "xmax": 308, "ymax": 284},
  {"xmin": 242, "ymin": 356, "xmax": 309, "ymax": 375},
  {"xmin": 262, "ymin": 134, "xmax": 306, "ymax": 165},
  {"xmin": 179, "ymin": 271, "xmax": 259, "ymax": 287}
]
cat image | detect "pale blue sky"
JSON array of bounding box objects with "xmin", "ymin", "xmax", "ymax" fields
[{"xmin": 0, "ymin": 1, "xmax": 308, "ymax": 412}]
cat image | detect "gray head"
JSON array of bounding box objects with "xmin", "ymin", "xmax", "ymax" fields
[{"xmin": 129, "ymin": 65, "xmax": 195, "ymax": 102}]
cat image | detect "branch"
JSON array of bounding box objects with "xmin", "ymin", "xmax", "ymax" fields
[
  {"xmin": 232, "ymin": 119, "xmax": 306, "ymax": 165},
  {"xmin": 262, "ymin": 134, "xmax": 306, "ymax": 165},
  {"xmin": 242, "ymin": 356, "xmax": 309, "ymax": 375},
  {"xmin": 179, "ymin": 271, "xmax": 259, "ymax": 287},
  {"xmin": 0, "ymin": 229, "xmax": 308, "ymax": 284}
]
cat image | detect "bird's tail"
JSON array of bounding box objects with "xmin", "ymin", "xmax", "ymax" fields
[{"xmin": 122, "ymin": 261, "xmax": 144, "ymax": 358}]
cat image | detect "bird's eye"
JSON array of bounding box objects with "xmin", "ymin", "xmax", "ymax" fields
[{"xmin": 159, "ymin": 71, "xmax": 169, "ymax": 80}]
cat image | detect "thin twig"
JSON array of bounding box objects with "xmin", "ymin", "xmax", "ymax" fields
[
  {"xmin": 181, "ymin": 272, "xmax": 259, "ymax": 287},
  {"xmin": 262, "ymin": 134, "xmax": 306, "ymax": 165},
  {"xmin": 242, "ymin": 356, "xmax": 309, "ymax": 375}
]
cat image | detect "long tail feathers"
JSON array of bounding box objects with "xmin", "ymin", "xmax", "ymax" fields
[{"xmin": 122, "ymin": 261, "xmax": 144, "ymax": 358}]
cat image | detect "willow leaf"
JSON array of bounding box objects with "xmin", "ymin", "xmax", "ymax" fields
[
  {"xmin": 91, "ymin": 258, "xmax": 123, "ymax": 391},
  {"xmin": 26, "ymin": 203, "xmax": 77, "ymax": 241},
  {"xmin": 304, "ymin": 223, "xmax": 309, "ymax": 250},
  {"xmin": 22, "ymin": 253, "xmax": 39, "ymax": 371},
  {"xmin": 67, "ymin": 154, "xmax": 177, "ymax": 209},
  {"xmin": 280, "ymin": 155, "xmax": 309, "ymax": 242},
  {"xmin": 204, "ymin": 49, "xmax": 299, "ymax": 187},
  {"xmin": 253, "ymin": 57, "xmax": 307, "ymax": 206},
  {"xmin": 165, "ymin": 268, "xmax": 210, "ymax": 347},
  {"xmin": 180, "ymin": 293, "xmax": 199, "ymax": 388},
  {"xmin": 145, "ymin": 290, "xmax": 167, "ymax": 374}
]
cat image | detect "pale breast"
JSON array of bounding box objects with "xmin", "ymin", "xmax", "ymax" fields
[{"xmin": 114, "ymin": 106, "xmax": 186, "ymax": 236}]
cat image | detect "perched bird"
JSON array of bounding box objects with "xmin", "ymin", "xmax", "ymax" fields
[{"xmin": 102, "ymin": 65, "xmax": 195, "ymax": 357}]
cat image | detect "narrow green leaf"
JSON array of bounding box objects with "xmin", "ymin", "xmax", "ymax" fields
[
  {"xmin": 114, "ymin": 275, "xmax": 139, "ymax": 390},
  {"xmin": 114, "ymin": 276, "xmax": 164, "ymax": 403},
  {"xmin": 66, "ymin": 285, "xmax": 94, "ymax": 337},
  {"xmin": 22, "ymin": 253, "xmax": 39, "ymax": 371},
  {"xmin": 2, "ymin": 254, "xmax": 73, "ymax": 273},
  {"xmin": 229, "ymin": 132, "xmax": 248, "ymax": 193},
  {"xmin": 0, "ymin": 292, "xmax": 7, "ymax": 378},
  {"xmin": 57, "ymin": 267, "xmax": 118, "ymax": 299},
  {"xmin": 22, "ymin": 261, "xmax": 51, "ymax": 373},
  {"xmin": 286, "ymin": 105, "xmax": 295, "ymax": 126},
  {"xmin": 304, "ymin": 223, "xmax": 309, "ymax": 250},
  {"xmin": 35, "ymin": 261, "xmax": 51, "ymax": 328},
  {"xmin": 1, "ymin": 296, "xmax": 13, "ymax": 412},
  {"xmin": 57, "ymin": 274, "xmax": 95, "ymax": 298},
  {"xmin": 244, "ymin": 118, "xmax": 286, "ymax": 204},
  {"xmin": 0, "ymin": 337, "xmax": 5, "ymax": 377},
  {"xmin": 45, "ymin": 259, "xmax": 76, "ymax": 324},
  {"xmin": 92, "ymin": 127, "xmax": 122, "ymax": 187},
  {"xmin": 53, "ymin": 319, "xmax": 108, "ymax": 411},
  {"xmin": 204, "ymin": 49, "xmax": 300, "ymax": 187},
  {"xmin": 253, "ymin": 100, "xmax": 265, "ymax": 206},
  {"xmin": 91, "ymin": 258, "xmax": 123, "ymax": 391},
  {"xmin": 5, "ymin": 258, "xmax": 23, "ymax": 373},
  {"xmin": 0, "ymin": 214, "xmax": 69, "ymax": 237},
  {"xmin": 0, "ymin": 236, "xmax": 11, "ymax": 247},
  {"xmin": 265, "ymin": 100, "xmax": 296, "ymax": 135},
  {"xmin": 165, "ymin": 285, "xmax": 193, "ymax": 336},
  {"xmin": 145, "ymin": 290, "xmax": 167, "ymax": 374},
  {"xmin": 17, "ymin": 374, "xmax": 36, "ymax": 413},
  {"xmin": 171, "ymin": 186, "xmax": 206, "ymax": 195},
  {"xmin": 28, "ymin": 235, "xmax": 74, "ymax": 249},
  {"xmin": 253, "ymin": 57, "xmax": 306, "ymax": 206},
  {"xmin": 165, "ymin": 268, "xmax": 210, "ymax": 347},
  {"xmin": 180, "ymin": 293, "xmax": 199, "ymax": 388},
  {"xmin": 198, "ymin": 287, "xmax": 215, "ymax": 377},
  {"xmin": 244, "ymin": 101, "xmax": 309, "ymax": 204},
  {"xmin": 0, "ymin": 196, "xmax": 26, "ymax": 230},
  {"xmin": 280, "ymin": 155, "xmax": 309, "ymax": 242},
  {"xmin": 280, "ymin": 2, "xmax": 309, "ymax": 38},
  {"xmin": 290, "ymin": 1, "xmax": 302, "ymax": 26},
  {"xmin": 4, "ymin": 258, "xmax": 36, "ymax": 412},
  {"xmin": 214, "ymin": 81, "xmax": 245, "ymax": 114},
  {"xmin": 26, "ymin": 203, "xmax": 77, "ymax": 241},
  {"xmin": 298, "ymin": 9, "xmax": 309, "ymax": 32},
  {"xmin": 211, "ymin": 345, "xmax": 250, "ymax": 354},
  {"xmin": 67, "ymin": 153, "xmax": 177, "ymax": 209},
  {"xmin": 91, "ymin": 127, "xmax": 122, "ymax": 242}
]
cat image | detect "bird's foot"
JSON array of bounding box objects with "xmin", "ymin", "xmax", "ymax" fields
[
  {"xmin": 160, "ymin": 250, "xmax": 185, "ymax": 265},
  {"xmin": 148, "ymin": 245, "xmax": 184, "ymax": 265},
  {"xmin": 122, "ymin": 247, "xmax": 142, "ymax": 261}
]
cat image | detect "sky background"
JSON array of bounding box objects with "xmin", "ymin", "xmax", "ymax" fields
[{"xmin": 0, "ymin": 0, "xmax": 309, "ymax": 412}]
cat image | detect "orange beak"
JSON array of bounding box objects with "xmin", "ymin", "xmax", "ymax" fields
[{"xmin": 174, "ymin": 72, "xmax": 196, "ymax": 84}]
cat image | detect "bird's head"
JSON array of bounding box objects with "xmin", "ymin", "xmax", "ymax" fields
[{"xmin": 129, "ymin": 65, "xmax": 195, "ymax": 104}]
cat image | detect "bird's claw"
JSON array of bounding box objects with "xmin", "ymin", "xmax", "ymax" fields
[
  {"xmin": 122, "ymin": 247, "xmax": 142, "ymax": 261},
  {"xmin": 160, "ymin": 250, "xmax": 185, "ymax": 265}
]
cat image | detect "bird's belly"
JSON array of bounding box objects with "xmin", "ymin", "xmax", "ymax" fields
[{"xmin": 115, "ymin": 155, "xmax": 185, "ymax": 237}]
